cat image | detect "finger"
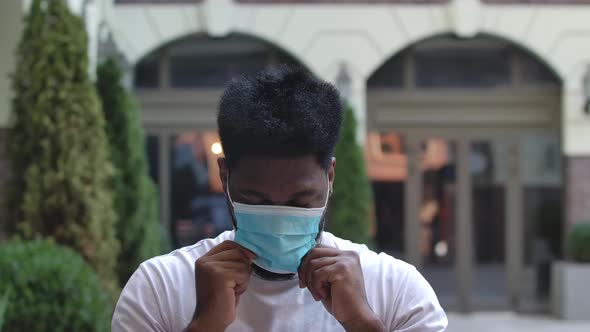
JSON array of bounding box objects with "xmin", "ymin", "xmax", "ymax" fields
[
  {"xmin": 205, "ymin": 240, "xmax": 242, "ymax": 256},
  {"xmin": 304, "ymin": 257, "xmax": 338, "ymax": 294},
  {"xmin": 299, "ymin": 248, "xmax": 340, "ymax": 287},
  {"xmin": 308, "ymin": 264, "xmax": 338, "ymax": 301},
  {"xmin": 205, "ymin": 264, "xmax": 250, "ymax": 289},
  {"xmin": 301, "ymin": 247, "xmax": 340, "ymax": 267},
  {"xmin": 222, "ymin": 268, "xmax": 252, "ymax": 283},
  {"xmin": 206, "ymin": 240, "xmax": 257, "ymax": 259},
  {"xmin": 234, "ymin": 274, "xmax": 252, "ymax": 296},
  {"xmin": 223, "ymin": 268, "xmax": 252, "ymax": 293},
  {"xmin": 205, "ymin": 260, "xmax": 252, "ymax": 271},
  {"xmin": 210, "ymin": 248, "xmax": 253, "ymax": 263},
  {"xmin": 299, "ymin": 256, "xmax": 335, "ymax": 288}
]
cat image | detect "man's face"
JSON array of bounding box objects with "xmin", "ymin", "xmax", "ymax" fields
[{"xmin": 219, "ymin": 155, "xmax": 335, "ymax": 220}]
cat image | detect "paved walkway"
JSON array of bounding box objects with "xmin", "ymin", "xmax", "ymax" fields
[{"xmin": 447, "ymin": 313, "xmax": 590, "ymax": 332}]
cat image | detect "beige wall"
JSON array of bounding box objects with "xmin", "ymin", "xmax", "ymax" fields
[
  {"xmin": 0, "ymin": 0, "xmax": 23, "ymax": 128},
  {"xmin": 4, "ymin": 0, "xmax": 590, "ymax": 153},
  {"xmin": 103, "ymin": 0, "xmax": 590, "ymax": 155}
]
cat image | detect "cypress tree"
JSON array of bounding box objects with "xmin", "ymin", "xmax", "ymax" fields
[
  {"xmin": 6, "ymin": 0, "xmax": 119, "ymax": 295},
  {"xmin": 96, "ymin": 57, "xmax": 167, "ymax": 286},
  {"xmin": 328, "ymin": 106, "xmax": 372, "ymax": 245}
]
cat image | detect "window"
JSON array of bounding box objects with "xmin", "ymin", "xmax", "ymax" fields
[
  {"xmin": 521, "ymin": 55, "xmax": 560, "ymax": 86},
  {"xmin": 369, "ymin": 36, "xmax": 558, "ymax": 91},
  {"xmin": 169, "ymin": 53, "xmax": 268, "ymax": 88},
  {"xmin": 169, "ymin": 131, "xmax": 231, "ymax": 247},
  {"xmin": 415, "ymin": 48, "xmax": 511, "ymax": 88},
  {"xmin": 134, "ymin": 51, "xmax": 159, "ymax": 88},
  {"xmin": 368, "ymin": 54, "xmax": 404, "ymax": 88},
  {"xmin": 133, "ymin": 35, "xmax": 302, "ymax": 90}
]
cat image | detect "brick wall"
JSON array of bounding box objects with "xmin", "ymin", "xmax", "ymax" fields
[{"xmin": 565, "ymin": 157, "xmax": 590, "ymax": 227}]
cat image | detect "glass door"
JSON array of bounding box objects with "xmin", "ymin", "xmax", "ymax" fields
[
  {"xmin": 469, "ymin": 140, "xmax": 509, "ymax": 308},
  {"xmin": 408, "ymin": 133, "xmax": 513, "ymax": 312},
  {"xmin": 416, "ymin": 138, "xmax": 458, "ymax": 308},
  {"xmin": 518, "ymin": 133, "xmax": 563, "ymax": 313}
]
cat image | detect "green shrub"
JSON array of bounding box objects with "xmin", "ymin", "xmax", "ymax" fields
[
  {"xmin": 0, "ymin": 239, "xmax": 111, "ymax": 332},
  {"xmin": 566, "ymin": 223, "xmax": 590, "ymax": 263},
  {"xmin": 6, "ymin": 0, "xmax": 119, "ymax": 295},
  {"xmin": 0, "ymin": 288, "xmax": 9, "ymax": 331},
  {"xmin": 328, "ymin": 106, "xmax": 372, "ymax": 245},
  {"xmin": 96, "ymin": 58, "xmax": 168, "ymax": 286}
]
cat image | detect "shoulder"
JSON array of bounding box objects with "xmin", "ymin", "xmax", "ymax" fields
[
  {"xmin": 322, "ymin": 232, "xmax": 448, "ymax": 331},
  {"xmin": 321, "ymin": 232, "xmax": 418, "ymax": 289},
  {"xmin": 321, "ymin": 232, "xmax": 420, "ymax": 283},
  {"xmin": 112, "ymin": 231, "xmax": 235, "ymax": 332},
  {"xmin": 141, "ymin": 230, "xmax": 235, "ymax": 276}
]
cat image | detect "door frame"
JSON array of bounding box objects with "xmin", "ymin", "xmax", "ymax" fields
[{"xmin": 399, "ymin": 127, "xmax": 557, "ymax": 312}]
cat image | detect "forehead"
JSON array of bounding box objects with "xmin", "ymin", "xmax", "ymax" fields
[{"xmin": 230, "ymin": 155, "xmax": 326, "ymax": 192}]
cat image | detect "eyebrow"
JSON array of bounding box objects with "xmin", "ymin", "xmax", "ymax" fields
[{"xmin": 239, "ymin": 189, "xmax": 319, "ymax": 201}]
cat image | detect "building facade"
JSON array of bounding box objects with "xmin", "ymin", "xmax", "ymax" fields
[{"xmin": 2, "ymin": 0, "xmax": 590, "ymax": 313}]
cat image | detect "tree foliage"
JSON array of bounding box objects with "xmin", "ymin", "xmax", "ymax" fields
[
  {"xmin": 328, "ymin": 106, "xmax": 372, "ymax": 245},
  {"xmin": 96, "ymin": 57, "xmax": 167, "ymax": 286},
  {"xmin": 6, "ymin": 0, "xmax": 119, "ymax": 295}
]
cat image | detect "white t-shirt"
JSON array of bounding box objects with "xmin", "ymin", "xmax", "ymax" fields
[{"xmin": 112, "ymin": 231, "xmax": 447, "ymax": 332}]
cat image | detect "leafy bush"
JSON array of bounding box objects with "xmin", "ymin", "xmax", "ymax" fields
[
  {"xmin": 566, "ymin": 223, "xmax": 590, "ymax": 263},
  {"xmin": 6, "ymin": 0, "xmax": 119, "ymax": 295},
  {"xmin": 0, "ymin": 288, "xmax": 9, "ymax": 331},
  {"xmin": 328, "ymin": 106, "xmax": 372, "ymax": 245},
  {"xmin": 96, "ymin": 58, "xmax": 168, "ymax": 286},
  {"xmin": 0, "ymin": 239, "xmax": 111, "ymax": 332}
]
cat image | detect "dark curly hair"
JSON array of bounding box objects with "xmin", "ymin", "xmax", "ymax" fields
[{"xmin": 218, "ymin": 66, "xmax": 343, "ymax": 170}]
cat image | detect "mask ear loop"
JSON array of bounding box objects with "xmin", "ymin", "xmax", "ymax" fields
[
  {"xmin": 226, "ymin": 174, "xmax": 238, "ymax": 231},
  {"xmin": 318, "ymin": 172, "xmax": 331, "ymax": 244},
  {"xmin": 226, "ymin": 174, "xmax": 233, "ymax": 204},
  {"xmin": 323, "ymin": 172, "xmax": 332, "ymax": 208}
]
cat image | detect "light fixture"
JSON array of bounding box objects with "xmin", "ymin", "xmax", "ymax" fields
[
  {"xmin": 584, "ymin": 64, "xmax": 590, "ymax": 115},
  {"xmin": 211, "ymin": 142, "xmax": 223, "ymax": 155},
  {"xmin": 434, "ymin": 241, "xmax": 448, "ymax": 258},
  {"xmin": 335, "ymin": 62, "xmax": 351, "ymax": 103}
]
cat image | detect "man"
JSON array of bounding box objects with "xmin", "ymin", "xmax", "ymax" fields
[{"xmin": 112, "ymin": 67, "xmax": 448, "ymax": 332}]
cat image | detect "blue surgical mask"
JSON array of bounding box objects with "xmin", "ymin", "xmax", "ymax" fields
[{"xmin": 227, "ymin": 176, "xmax": 330, "ymax": 274}]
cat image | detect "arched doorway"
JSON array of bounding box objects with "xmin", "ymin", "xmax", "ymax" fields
[
  {"xmin": 134, "ymin": 34, "xmax": 304, "ymax": 248},
  {"xmin": 366, "ymin": 35, "xmax": 562, "ymax": 313}
]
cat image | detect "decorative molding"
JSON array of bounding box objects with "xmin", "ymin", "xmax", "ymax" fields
[
  {"xmin": 448, "ymin": 0, "xmax": 482, "ymax": 38},
  {"xmin": 202, "ymin": 0, "xmax": 234, "ymax": 37},
  {"xmin": 367, "ymin": 89, "xmax": 561, "ymax": 129}
]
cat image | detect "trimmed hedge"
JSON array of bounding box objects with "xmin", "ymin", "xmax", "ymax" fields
[
  {"xmin": 0, "ymin": 239, "xmax": 111, "ymax": 332},
  {"xmin": 566, "ymin": 223, "xmax": 590, "ymax": 263}
]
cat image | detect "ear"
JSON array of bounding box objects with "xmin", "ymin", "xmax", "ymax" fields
[
  {"xmin": 218, "ymin": 157, "xmax": 228, "ymax": 194},
  {"xmin": 328, "ymin": 157, "xmax": 336, "ymax": 194}
]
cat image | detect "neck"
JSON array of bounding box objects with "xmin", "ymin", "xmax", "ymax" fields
[{"xmin": 251, "ymin": 263, "xmax": 296, "ymax": 281}]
